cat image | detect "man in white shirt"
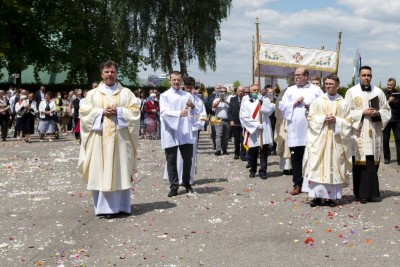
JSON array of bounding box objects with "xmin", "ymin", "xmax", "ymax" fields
[
  {"xmin": 279, "ymin": 67, "xmax": 323, "ymax": 195},
  {"xmin": 160, "ymin": 71, "xmax": 200, "ymax": 197},
  {"xmin": 212, "ymin": 86, "xmax": 230, "ymax": 155}
]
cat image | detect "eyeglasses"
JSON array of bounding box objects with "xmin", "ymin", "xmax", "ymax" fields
[{"xmin": 294, "ymin": 74, "xmax": 304, "ymax": 77}]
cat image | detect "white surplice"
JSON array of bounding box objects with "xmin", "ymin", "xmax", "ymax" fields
[
  {"xmin": 160, "ymin": 88, "xmax": 197, "ymax": 149},
  {"xmin": 240, "ymin": 98, "xmax": 275, "ymax": 148},
  {"xmin": 78, "ymin": 82, "xmax": 140, "ymax": 214},
  {"xmin": 278, "ymin": 83, "xmax": 323, "ymax": 147},
  {"xmin": 302, "ymin": 94, "xmax": 353, "ymax": 199},
  {"xmin": 163, "ymin": 94, "xmax": 206, "ymax": 184}
]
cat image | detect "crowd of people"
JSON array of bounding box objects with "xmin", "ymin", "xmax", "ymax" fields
[
  {"xmin": 1, "ymin": 61, "xmax": 399, "ymax": 219},
  {"xmin": 0, "ymin": 85, "xmax": 92, "ymax": 142},
  {"xmin": 154, "ymin": 66, "xmax": 398, "ymax": 209}
]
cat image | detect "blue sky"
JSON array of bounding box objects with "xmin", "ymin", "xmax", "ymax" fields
[{"xmin": 139, "ymin": 0, "xmax": 400, "ymax": 88}]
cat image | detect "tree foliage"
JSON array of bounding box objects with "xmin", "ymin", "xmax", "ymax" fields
[
  {"xmin": 0, "ymin": 0, "xmax": 232, "ymax": 86},
  {"xmin": 127, "ymin": 0, "xmax": 232, "ymax": 76},
  {"xmin": 233, "ymin": 80, "xmax": 241, "ymax": 89}
]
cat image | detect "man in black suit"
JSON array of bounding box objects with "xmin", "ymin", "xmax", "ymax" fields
[
  {"xmin": 34, "ymin": 85, "xmax": 46, "ymax": 110},
  {"xmin": 228, "ymin": 85, "xmax": 246, "ymax": 160},
  {"xmin": 383, "ymin": 78, "xmax": 400, "ymax": 165}
]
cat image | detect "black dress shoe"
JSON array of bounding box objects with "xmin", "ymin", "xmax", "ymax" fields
[
  {"xmin": 246, "ymin": 163, "xmax": 250, "ymax": 168},
  {"xmin": 259, "ymin": 172, "xmax": 267, "ymax": 180},
  {"xmin": 325, "ymin": 199, "xmax": 336, "ymax": 207},
  {"xmin": 185, "ymin": 185, "xmax": 194, "ymax": 193},
  {"xmin": 240, "ymin": 156, "xmax": 247, "ymax": 161},
  {"xmin": 214, "ymin": 151, "xmax": 221, "ymax": 156},
  {"xmin": 360, "ymin": 198, "xmax": 367, "ymax": 204},
  {"xmin": 222, "ymin": 150, "xmax": 228, "ymax": 155},
  {"xmin": 367, "ymin": 198, "xmax": 381, "ymax": 202},
  {"xmin": 168, "ymin": 188, "xmax": 178, "ymax": 197},
  {"xmin": 384, "ymin": 159, "xmax": 390, "ymax": 164},
  {"xmin": 249, "ymin": 172, "xmax": 255, "ymax": 178},
  {"xmin": 104, "ymin": 214, "xmax": 118, "ymax": 219},
  {"xmin": 310, "ymin": 198, "xmax": 322, "ymax": 207},
  {"xmin": 234, "ymin": 155, "xmax": 240, "ymax": 159}
]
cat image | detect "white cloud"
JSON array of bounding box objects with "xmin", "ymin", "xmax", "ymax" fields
[{"xmin": 139, "ymin": 0, "xmax": 400, "ymax": 88}]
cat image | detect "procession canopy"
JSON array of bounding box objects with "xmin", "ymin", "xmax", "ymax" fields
[{"xmin": 255, "ymin": 42, "xmax": 338, "ymax": 79}]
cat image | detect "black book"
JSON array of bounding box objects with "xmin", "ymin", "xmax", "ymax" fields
[
  {"xmin": 392, "ymin": 92, "xmax": 400, "ymax": 99},
  {"xmin": 369, "ymin": 96, "xmax": 379, "ymax": 110},
  {"xmin": 369, "ymin": 96, "xmax": 381, "ymax": 122}
]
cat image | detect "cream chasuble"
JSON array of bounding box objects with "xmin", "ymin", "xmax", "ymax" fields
[
  {"xmin": 274, "ymin": 88, "xmax": 291, "ymax": 159},
  {"xmin": 303, "ymin": 94, "xmax": 352, "ymax": 186},
  {"xmin": 78, "ymin": 82, "xmax": 140, "ymax": 191},
  {"xmin": 345, "ymin": 84, "xmax": 391, "ymax": 164}
]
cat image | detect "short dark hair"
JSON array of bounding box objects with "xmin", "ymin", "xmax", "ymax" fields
[
  {"xmin": 99, "ymin": 60, "xmax": 118, "ymax": 72},
  {"xmin": 183, "ymin": 76, "xmax": 195, "ymax": 87},
  {"xmin": 359, "ymin": 65, "xmax": 371, "ymax": 74},
  {"xmin": 388, "ymin": 78, "xmax": 397, "ymax": 85},
  {"xmin": 169, "ymin": 71, "xmax": 181, "ymax": 79},
  {"xmin": 324, "ymin": 74, "xmax": 340, "ymax": 85}
]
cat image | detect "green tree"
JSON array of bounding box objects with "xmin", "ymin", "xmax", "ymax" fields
[
  {"xmin": 0, "ymin": 0, "xmax": 53, "ymax": 86},
  {"xmin": 233, "ymin": 80, "xmax": 241, "ymax": 89},
  {"xmin": 44, "ymin": 0, "xmax": 143, "ymax": 86},
  {"xmin": 127, "ymin": 0, "xmax": 232, "ymax": 76}
]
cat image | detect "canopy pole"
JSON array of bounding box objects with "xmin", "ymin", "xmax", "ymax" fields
[
  {"xmin": 335, "ymin": 30, "xmax": 342, "ymax": 76},
  {"xmin": 252, "ymin": 36, "xmax": 255, "ymax": 83},
  {"xmin": 255, "ymin": 18, "xmax": 260, "ymax": 87}
]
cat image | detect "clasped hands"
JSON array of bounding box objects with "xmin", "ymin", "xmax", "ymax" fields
[
  {"xmin": 103, "ymin": 105, "xmax": 117, "ymax": 117},
  {"xmin": 180, "ymin": 100, "xmax": 194, "ymax": 117},
  {"xmin": 363, "ymin": 108, "xmax": 379, "ymax": 117},
  {"xmin": 325, "ymin": 114, "xmax": 336, "ymax": 124}
]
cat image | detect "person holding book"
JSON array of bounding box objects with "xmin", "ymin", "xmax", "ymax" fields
[{"xmin": 344, "ymin": 66, "xmax": 391, "ymax": 204}]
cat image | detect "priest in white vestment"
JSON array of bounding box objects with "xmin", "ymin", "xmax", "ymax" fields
[
  {"xmin": 345, "ymin": 66, "xmax": 391, "ymax": 204},
  {"xmin": 302, "ymin": 75, "xmax": 352, "ymax": 207},
  {"xmin": 162, "ymin": 76, "xmax": 206, "ymax": 185},
  {"xmin": 78, "ymin": 61, "xmax": 140, "ymax": 219},
  {"xmin": 240, "ymin": 84, "xmax": 275, "ymax": 179},
  {"xmin": 279, "ymin": 68, "xmax": 324, "ymax": 195},
  {"xmin": 160, "ymin": 71, "xmax": 201, "ymax": 197}
]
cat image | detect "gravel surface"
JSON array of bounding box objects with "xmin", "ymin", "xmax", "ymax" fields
[{"xmin": 0, "ymin": 131, "xmax": 399, "ymax": 267}]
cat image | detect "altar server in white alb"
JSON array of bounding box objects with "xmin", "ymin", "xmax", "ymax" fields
[
  {"xmin": 162, "ymin": 76, "xmax": 206, "ymax": 185},
  {"xmin": 279, "ymin": 67, "xmax": 324, "ymax": 195},
  {"xmin": 160, "ymin": 71, "xmax": 201, "ymax": 197},
  {"xmin": 302, "ymin": 74, "xmax": 353, "ymax": 207},
  {"xmin": 78, "ymin": 61, "xmax": 140, "ymax": 219},
  {"xmin": 240, "ymin": 84, "xmax": 275, "ymax": 179},
  {"xmin": 345, "ymin": 66, "xmax": 391, "ymax": 204}
]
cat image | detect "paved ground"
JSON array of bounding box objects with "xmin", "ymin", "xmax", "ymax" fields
[{"xmin": 0, "ymin": 131, "xmax": 399, "ymax": 267}]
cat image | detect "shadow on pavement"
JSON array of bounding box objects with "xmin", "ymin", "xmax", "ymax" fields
[
  {"xmin": 194, "ymin": 178, "xmax": 228, "ymax": 185},
  {"xmin": 194, "ymin": 186, "xmax": 225, "ymax": 195},
  {"xmin": 130, "ymin": 201, "xmax": 177, "ymax": 216}
]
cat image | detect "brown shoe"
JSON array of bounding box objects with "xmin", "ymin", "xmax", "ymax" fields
[{"xmin": 290, "ymin": 185, "xmax": 301, "ymax": 195}]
